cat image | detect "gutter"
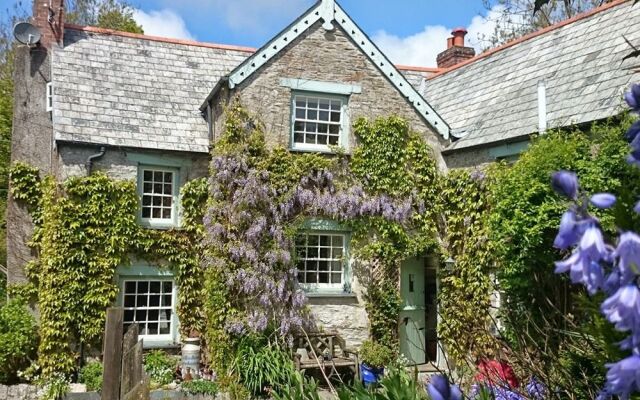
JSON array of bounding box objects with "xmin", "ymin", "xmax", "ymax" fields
[{"xmin": 200, "ymin": 76, "xmax": 229, "ymax": 112}]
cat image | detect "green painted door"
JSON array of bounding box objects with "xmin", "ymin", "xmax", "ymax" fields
[{"xmin": 399, "ymin": 258, "xmax": 426, "ymax": 365}]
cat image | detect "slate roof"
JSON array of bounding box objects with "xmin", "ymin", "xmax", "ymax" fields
[
  {"xmin": 422, "ymin": 0, "xmax": 640, "ymax": 152},
  {"xmin": 52, "ymin": 26, "xmax": 253, "ymax": 153}
]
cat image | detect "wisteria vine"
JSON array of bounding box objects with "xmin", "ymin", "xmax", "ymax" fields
[
  {"xmin": 551, "ymin": 83, "xmax": 640, "ymax": 399},
  {"xmin": 202, "ymin": 114, "xmax": 416, "ymax": 345}
]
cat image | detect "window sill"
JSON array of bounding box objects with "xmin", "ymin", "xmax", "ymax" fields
[
  {"xmin": 289, "ymin": 145, "xmax": 349, "ymax": 155},
  {"xmin": 139, "ymin": 222, "xmax": 181, "ymax": 231},
  {"xmin": 306, "ymin": 292, "xmax": 356, "ymax": 299}
]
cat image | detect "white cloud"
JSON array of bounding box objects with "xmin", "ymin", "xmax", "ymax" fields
[
  {"xmin": 132, "ymin": 9, "xmax": 195, "ymax": 40},
  {"xmin": 372, "ymin": 5, "xmax": 507, "ymax": 67}
]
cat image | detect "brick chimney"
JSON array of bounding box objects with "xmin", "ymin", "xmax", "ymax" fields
[
  {"xmin": 436, "ymin": 28, "xmax": 475, "ymax": 69},
  {"xmin": 32, "ymin": 0, "xmax": 65, "ymax": 49}
]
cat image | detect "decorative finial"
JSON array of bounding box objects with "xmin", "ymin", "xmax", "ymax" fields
[{"xmin": 320, "ymin": 0, "xmax": 335, "ymax": 31}]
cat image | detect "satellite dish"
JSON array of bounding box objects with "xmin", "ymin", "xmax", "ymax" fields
[{"xmin": 13, "ymin": 22, "xmax": 42, "ymax": 46}]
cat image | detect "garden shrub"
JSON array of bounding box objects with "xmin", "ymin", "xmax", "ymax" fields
[
  {"xmin": 144, "ymin": 350, "xmax": 176, "ymax": 387},
  {"xmin": 359, "ymin": 340, "xmax": 395, "ymax": 369},
  {"xmin": 78, "ymin": 361, "xmax": 103, "ymax": 392},
  {"xmin": 0, "ymin": 299, "xmax": 37, "ymax": 384},
  {"xmin": 181, "ymin": 379, "xmax": 219, "ymax": 396},
  {"xmin": 270, "ymin": 371, "xmax": 320, "ymax": 400}
]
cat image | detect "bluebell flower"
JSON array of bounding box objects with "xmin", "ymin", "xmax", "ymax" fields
[
  {"xmin": 604, "ymin": 354, "xmax": 640, "ymax": 400},
  {"xmin": 590, "ymin": 193, "xmax": 617, "ymax": 209},
  {"xmin": 553, "ymin": 211, "xmax": 580, "ymax": 249},
  {"xmin": 615, "ymin": 232, "xmax": 640, "ymax": 285},
  {"xmin": 624, "ymin": 83, "xmax": 640, "ymax": 112},
  {"xmin": 580, "ymin": 224, "xmax": 608, "ymax": 260},
  {"xmin": 551, "ymin": 170, "xmax": 579, "ymax": 199},
  {"xmin": 625, "ymin": 120, "xmax": 640, "ymax": 143},
  {"xmin": 554, "ymin": 250, "xmax": 604, "ymax": 294},
  {"xmin": 601, "ymin": 284, "xmax": 640, "ymax": 336},
  {"xmin": 427, "ymin": 375, "xmax": 462, "ymax": 400}
]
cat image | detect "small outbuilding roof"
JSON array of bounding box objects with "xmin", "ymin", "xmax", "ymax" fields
[{"xmin": 423, "ymin": 0, "xmax": 640, "ymax": 152}]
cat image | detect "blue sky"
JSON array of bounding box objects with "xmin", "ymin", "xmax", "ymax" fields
[{"xmin": 2, "ymin": 0, "xmax": 502, "ymax": 67}]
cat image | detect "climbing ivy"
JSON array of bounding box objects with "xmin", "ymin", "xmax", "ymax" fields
[{"xmin": 8, "ymin": 164, "xmax": 208, "ymax": 379}]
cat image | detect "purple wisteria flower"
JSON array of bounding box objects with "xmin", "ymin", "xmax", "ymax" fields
[
  {"xmin": 526, "ymin": 377, "xmax": 547, "ymax": 400},
  {"xmin": 426, "ymin": 375, "xmax": 462, "ymax": 400},
  {"xmin": 624, "ymin": 83, "xmax": 640, "ymax": 112}
]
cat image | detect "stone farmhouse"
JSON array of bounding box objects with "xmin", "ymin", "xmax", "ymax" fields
[{"xmin": 7, "ymin": 0, "xmax": 640, "ymax": 368}]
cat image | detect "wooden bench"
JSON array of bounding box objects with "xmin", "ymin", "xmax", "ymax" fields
[{"xmin": 293, "ymin": 332, "xmax": 359, "ymax": 381}]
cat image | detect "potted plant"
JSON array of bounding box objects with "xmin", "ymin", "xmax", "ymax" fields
[{"xmin": 359, "ymin": 340, "xmax": 394, "ymax": 385}]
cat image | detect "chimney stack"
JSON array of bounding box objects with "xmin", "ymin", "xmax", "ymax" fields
[
  {"xmin": 437, "ymin": 27, "xmax": 475, "ymax": 69},
  {"xmin": 32, "ymin": 0, "xmax": 65, "ymax": 49}
]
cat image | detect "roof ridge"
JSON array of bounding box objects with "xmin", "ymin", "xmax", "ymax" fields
[
  {"xmin": 428, "ymin": 0, "xmax": 631, "ymax": 80},
  {"xmin": 64, "ymin": 24, "xmax": 257, "ymax": 53}
]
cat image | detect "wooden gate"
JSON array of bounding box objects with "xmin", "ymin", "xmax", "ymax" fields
[{"xmin": 101, "ymin": 308, "xmax": 149, "ymax": 400}]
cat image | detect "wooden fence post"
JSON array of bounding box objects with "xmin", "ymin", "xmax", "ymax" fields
[{"xmin": 102, "ymin": 307, "xmax": 124, "ymax": 400}]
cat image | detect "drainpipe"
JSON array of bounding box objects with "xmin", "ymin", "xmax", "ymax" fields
[
  {"xmin": 538, "ymin": 80, "xmax": 547, "ymax": 134},
  {"xmin": 85, "ymin": 146, "xmax": 106, "ymax": 175}
]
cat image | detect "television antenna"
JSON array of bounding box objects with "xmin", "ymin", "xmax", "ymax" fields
[{"xmin": 13, "ymin": 22, "xmax": 42, "ymax": 47}]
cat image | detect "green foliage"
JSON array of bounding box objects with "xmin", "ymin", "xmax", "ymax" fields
[
  {"xmin": 0, "ymin": 300, "xmax": 37, "ymax": 384},
  {"xmin": 78, "ymin": 361, "xmax": 103, "ymax": 392},
  {"xmin": 181, "ymin": 379, "xmax": 220, "ymax": 396},
  {"xmin": 438, "ymin": 169, "xmax": 497, "ymax": 362},
  {"xmin": 359, "ymin": 340, "xmax": 395, "ymax": 369},
  {"xmin": 231, "ymin": 334, "xmax": 295, "ymax": 395},
  {"xmin": 40, "ymin": 374, "xmax": 70, "ymax": 400},
  {"xmin": 270, "ymin": 371, "xmax": 320, "ymax": 400},
  {"xmin": 144, "ymin": 350, "xmax": 177, "ymax": 387},
  {"xmin": 336, "ymin": 368, "xmax": 426, "ymax": 400},
  {"xmin": 364, "ymin": 280, "xmax": 402, "ymax": 348},
  {"xmin": 9, "ymin": 164, "xmax": 209, "ymax": 381},
  {"xmin": 67, "ymin": 0, "xmax": 144, "ymax": 33},
  {"xmin": 490, "ymin": 117, "xmax": 640, "ymax": 341}
]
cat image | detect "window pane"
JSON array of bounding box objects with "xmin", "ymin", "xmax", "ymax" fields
[
  {"xmin": 162, "ymin": 282, "xmax": 173, "ymax": 293},
  {"xmin": 124, "ymin": 309, "xmax": 134, "ymax": 321},
  {"xmin": 162, "ymin": 197, "xmax": 172, "ymax": 207},
  {"xmin": 318, "ymin": 123, "xmax": 328, "ymax": 133},
  {"xmin": 296, "ymin": 97, "xmax": 306, "ymax": 108},
  {"xmin": 306, "ymin": 122, "xmax": 317, "ymax": 133},
  {"xmin": 306, "ymin": 272, "xmax": 317, "ymax": 283},
  {"xmin": 162, "ymin": 208, "xmax": 172, "ymax": 219},
  {"xmin": 319, "ymin": 111, "xmax": 329, "ymax": 121},
  {"xmin": 331, "ymin": 273, "xmax": 342, "ymax": 284},
  {"xmin": 331, "ymin": 261, "xmax": 343, "ymax": 272},
  {"xmin": 320, "ymin": 247, "xmax": 330, "ymax": 258},
  {"xmin": 319, "ymin": 261, "xmax": 329, "ymax": 271},
  {"xmin": 320, "ymin": 236, "xmax": 330, "ymax": 246},
  {"xmin": 153, "ymin": 183, "xmax": 162, "ymax": 194},
  {"xmin": 163, "ymin": 172, "xmax": 172, "ymax": 183},
  {"xmin": 329, "ymin": 124, "xmax": 340, "ymax": 134},
  {"xmin": 308, "ymin": 99, "xmax": 318, "ymax": 109},
  {"xmin": 162, "ymin": 295, "xmax": 172, "ymax": 306},
  {"xmin": 124, "ymin": 296, "xmax": 135, "ymax": 307},
  {"xmin": 305, "ymin": 134, "xmax": 316, "ymax": 144},
  {"xmin": 328, "ymin": 135, "xmax": 339, "ymax": 146},
  {"xmin": 147, "ymin": 323, "xmax": 158, "ymax": 335},
  {"xmin": 135, "ymin": 310, "xmax": 147, "ymax": 321},
  {"xmin": 330, "ymin": 112, "xmax": 341, "ymax": 122},
  {"xmin": 319, "ymin": 273, "xmax": 329, "ymax": 283},
  {"xmin": 332, "ymin": 235, "xmax": 343, "ymax": 246},
  {"xmin": 153, "ymin": 171, "xmax": 163, "ymax": 181},
  {"xmin": 137, "ymin": 295, "xmax": 148, "ymax": 307},
  {"xmin": 163, "ymin": 184, "xmax": 172, "ymax": 195},
  {"xmin": 142, "ymin": 208, "xmax": 151, "ymax": 218},
  {"xmin": 317, "ymin": 135, "xmax": 328, "ymax": 145},
  {"xmin": 148, "ymin": 310, "xmax": 159, "ymax": 321},
  {"xmin": 296, "ymin": 108, "xmax": 305, "ymax": 119},
  {"xmin": 125, "ymin": 282, "xmax": 136, "ymax": 293},
  {"xmin": 308, "ymin": 247, "xmax": 318, "ymax": 258},
  {"xmin": 143, "ymin": 170, "xmax": 152, "ymax": 181},
  {"xmin": 307, "ymin": 110, "xmax": 317, "ymax": 120},
  {"xmin": 150, "ymin": 282, "xmax": 161, "ymax": 293},
  {"xmin": 318, "ymin": 99, "xmax": 330, "ymax": 110},
  {"xmin": 138, "ymin": 282, "xmax": 148, "ymax": 293},
  {"xmin": 143, "ymin": 183, "xmax": 152, "ymax": 193},
  {"xmin": 152, "ymin": 208, "xmax": 161, "ymax": 218},
  {"xmin": 159, "ymin": 324, "xmax": 170, "ymax": 335},
  {"xmin": 308, "ymin": 235, "xmax": 318, "ymax": 246},
  {"xmin": 149, "ymin": 295, "xmax": 160, "ymax": 307},
  {"xmin": 330, "ymin": 101, "xmax": 341, "ymax": 110},
  {"xmin": 294, "ymin": 132, "xmax": 304, "ymax": 143}
]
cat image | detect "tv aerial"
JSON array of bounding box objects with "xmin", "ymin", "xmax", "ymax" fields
[{"xmin": 13, "ymin": 22, "xmax": 42, "ymax": 47}]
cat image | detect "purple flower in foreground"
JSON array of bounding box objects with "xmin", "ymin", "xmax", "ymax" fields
[
  {"xmin": 604, "ymin": 354, "xmax": 640, "ymax": 400},
  {"xmin": 616, "ymin": 232, "xmax": 640, "ymax": 284},
  {"xmin": 625, "ymin": 120, "xmax": 640, "ymax": 143},
  {"xmin": 553, "ymin": 210, "xmax": 580, "ymax": 249},
  {"xmin": 551, "ymin": 170, "xmax": 579, "ymax": 199},
  {"xmin": 554, "ymin": 250, "xmax": 604, "ymax": 294},
  {"xmin": 624, "ymin": 84, "xmax": 640, "ymax": 112},
  {"xmin": 580, "ymin": 224, "xmax": 608, "ymax": 260},
  {"xmin": 427, "ymin": 375, "xmax": 462, "ymax": 400},
  {"xmin": 635, "ymin": 201, "xmax": 640, "ymax": 214},
  {"xmin": 601, "ymin": 284, "xmax": 640, "ymax": 336},
  {"xmin": 590, "ymin": 193, "xmax": 617, "ymax": 209}
]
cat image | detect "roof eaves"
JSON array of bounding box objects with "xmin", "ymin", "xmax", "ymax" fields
[{"xmin": 64, "ymin": 24, "xmax": 257, "ymax": 53}]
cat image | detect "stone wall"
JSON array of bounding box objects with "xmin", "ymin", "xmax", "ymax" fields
[
  {"xmin": 56, "ymin": 144, "xmax": 209, "ymax": 182},
  {"xmin": 214, "ymin": 20, "xmax": 448, "ymax": 169},
  {"xmin": 7, "ymin": 45, "xmax": 56, "ymax": 285},
  {"xmin": 443, "ymin": 146, "xmax": 495, "ymax": 169}
]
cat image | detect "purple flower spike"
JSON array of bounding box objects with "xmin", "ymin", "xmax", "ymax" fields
[
  {"xmin": 553, "ymin": 210, "xmax": 580, "ymax": 249},
  {"xmin": 601, "ymin": 284, "xmax": 640, "ymax": 335},
  {"xmin": 634, "ymin": 201, "xmax": 640, "ymax": 214},
  {"xmin": 590, "ymin": 193, "xmax": 617, "ymax": 209},
  {"xmin": 551, "ymin": 170, "xmax": 579, "ymax": 199},
  {"xmin": 555, "ymin": 251, "xmax": 604, "ymax": 294},
  {"xmin": 624, "ymin": 83, "xmax": 640, "ymax": 111},
  {"xmin": 604, "ymin": 354, "xmax": 640, "ymax": 399}
]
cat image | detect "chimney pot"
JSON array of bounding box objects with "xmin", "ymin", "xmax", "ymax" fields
[
  {"xmin": 451, "ymin": 27, "xmax": 467, "ymax": 47},
  {"xmin": 446, "ymin": 37, "xmax": 453, "ymax": 49},
  {"xmin": 31, "ymin": 0, "xmax": 65, "ymax": 49}
]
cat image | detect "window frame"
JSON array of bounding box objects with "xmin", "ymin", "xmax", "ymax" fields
[
  {"xmin": 290, "ymin": 91, "xmax": 350, "ymax": 153},
  {"xmin": 137, "ymin": 165, "xmax": 180, "ymax": 229},
  {"xmin": 118, "ymin": 275, "xmax": 178, "ymax": 348},
  {"xmin": 295, "ymin": 230, "xmax": 351, "ymax": 294}
]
